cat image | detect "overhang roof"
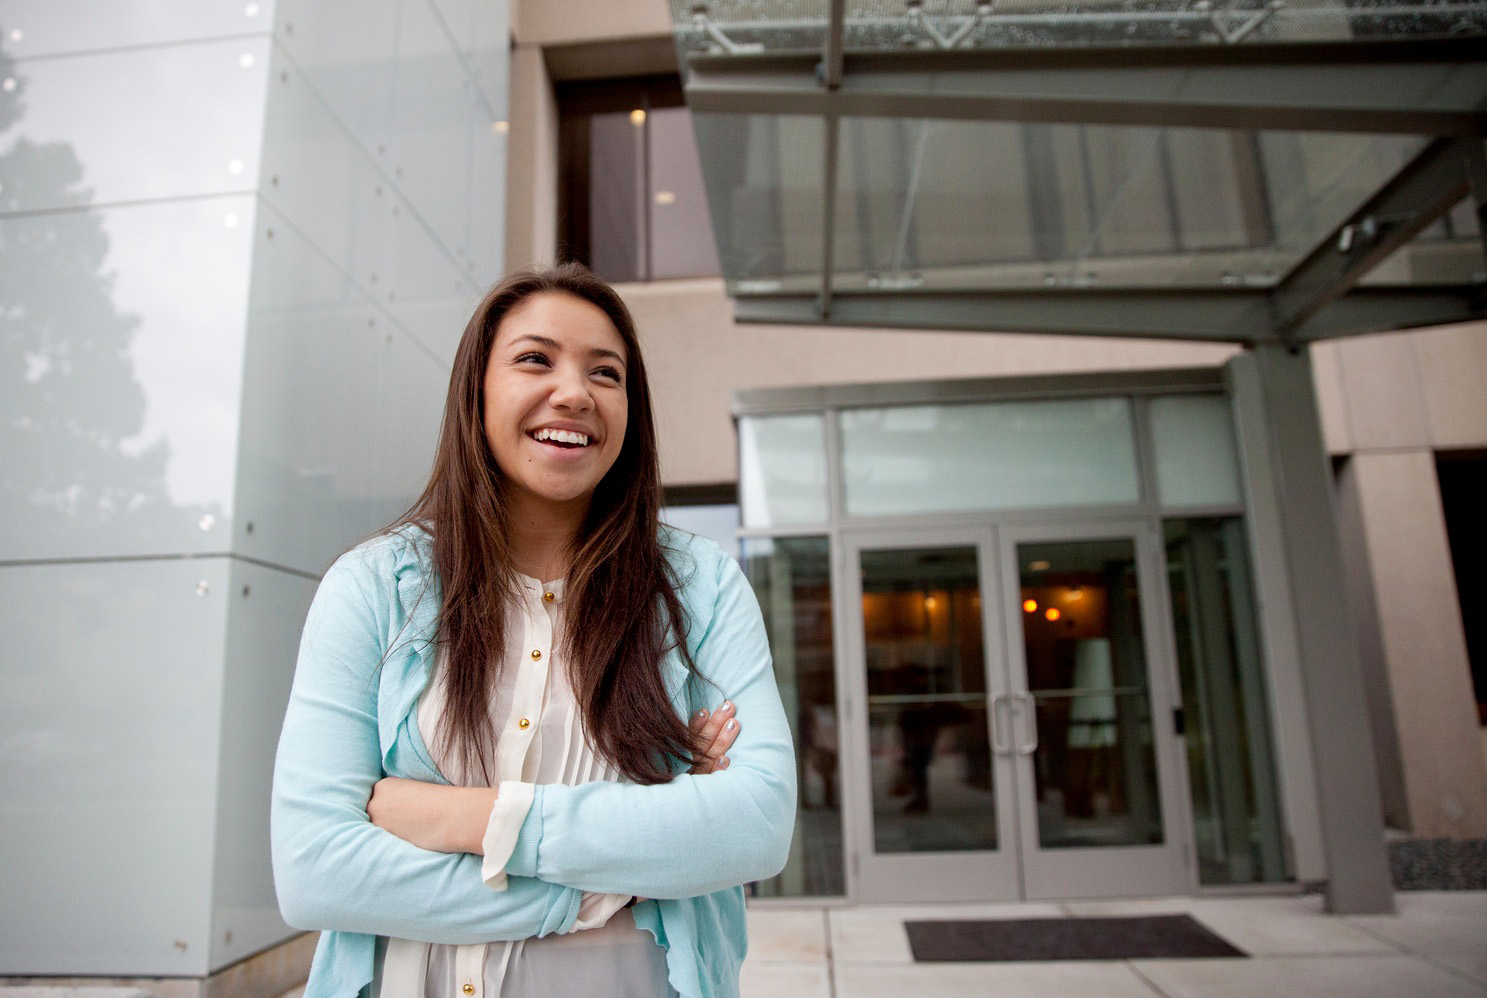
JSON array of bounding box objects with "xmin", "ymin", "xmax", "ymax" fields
[{"xmin": 669, "ymin": 0, "xmax": 1487, "ymax": 345}]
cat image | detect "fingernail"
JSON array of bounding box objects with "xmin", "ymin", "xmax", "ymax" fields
[
  {"xmin": 720, "ymin": 757, "xmax": 730, "ymax": 769},
  {"xmin": 725, "ymin": 719, "xmax": 736, "ymax": 730},
  {"xmin": 696, "ymin": 709, "xmax": 708, "ymax": 718},
  {"xmin": 723, "ymin": 701, "xmax": 734, "ymax": 713}
]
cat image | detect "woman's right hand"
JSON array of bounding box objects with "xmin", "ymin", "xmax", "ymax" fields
[{"xmin": 689, "ymin": 701, "xmax": 740, "ymax": 774}]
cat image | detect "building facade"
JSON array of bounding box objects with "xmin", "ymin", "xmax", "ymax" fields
[{"xmin": 0, "ymin": 0, "xmax": 1483, "ymax": 989}]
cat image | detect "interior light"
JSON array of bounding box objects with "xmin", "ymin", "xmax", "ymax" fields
[
  {"xmin": 239, "ymin": 52, "xmax": 255, "ymax": 69},
  {"xmin": 924, "ymin": 595, "xmax": 937, "ymax": 610},
  {"xmin": 629, "ymin": 108, "xmax": 647, "ymax": 126},
  {"xmin": 228, "ymin": 159, "xmax": 245, "ymax": 175},
  {"xmin": 1022, "ymin": 599, "xmax": 1037, "ymax": 613},
  {"xmin": 1067, "ymin": 586, "xmax": 1084, "ymax": 601},
  {"xmin": 654, "ymin": 190, "xmax": 676, "ymax": 205},
  {"xmin": 223, "ymin": 213, "xmax": 240, "ymax": 229},
  {"xmin": 1029, "ymin": 560, "xmax": 1051, "ymax": 572},
  {"xmin": 492, "ymin": 120, "xmax": 509, "ymax": 134},
  {"xmin": 244, "ymin": 3, "xmax": 260, "ymax": 17},
  {"xmin": 1045, "ymin": 607, "xmax": 1061, "ymax": 622}
]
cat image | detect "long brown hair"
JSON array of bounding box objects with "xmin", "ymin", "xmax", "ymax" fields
[{"xmin": 394, "ymin": 263, "xmax": 703, "ymax": 785}]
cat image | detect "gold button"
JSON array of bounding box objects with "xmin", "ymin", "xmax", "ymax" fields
[
  {"xmin": 463, "ymin": 984, "xmax": 475, "ymax": 996},
  {"xmin": 531, "ymin": 649, "xmax": 542, "ymax": 660},
  {"xmin": 543, "ymin": 591, "xmax": 556, "ymax": 602},
  {"xmin": 518, "ymin": 717, "xmax": 531, "ymax": 730}
]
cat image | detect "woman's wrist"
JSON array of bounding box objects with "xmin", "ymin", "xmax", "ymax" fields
[{"xmin": 457, "ymin": 786, "xmax": 500, "ymax": 854}]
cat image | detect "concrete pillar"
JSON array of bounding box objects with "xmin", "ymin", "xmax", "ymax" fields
[
  {"xmin": 1230, "ymin": 345, "xmax": 1394, "ymax": 914},
  {"xmin": 1337, "ymin": 450, "xmax": 1487, "ymax": 837}
]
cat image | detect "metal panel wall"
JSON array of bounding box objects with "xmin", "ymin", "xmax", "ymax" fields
[{"xmin": 0, "ymin": 0, "xmax": 510, "ymax": 975}]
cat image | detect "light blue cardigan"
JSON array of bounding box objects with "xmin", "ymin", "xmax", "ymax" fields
[{"xmin": 271, "ymin": 525, "xmax": 797, "ymax": 998}]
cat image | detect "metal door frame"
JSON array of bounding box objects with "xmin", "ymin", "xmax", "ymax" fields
[
  {"xmin": 838, "ymin": 524, "xmax": 1023, "ymax": 903},
  {"xmin": 997, "ymin": 518, "xmax": 1192, "ymax": 900}
]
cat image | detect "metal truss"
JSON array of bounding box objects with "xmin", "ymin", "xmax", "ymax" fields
[{"xmin": 684, "ymin": 38, "xmax": 1487, "ymax": 136}]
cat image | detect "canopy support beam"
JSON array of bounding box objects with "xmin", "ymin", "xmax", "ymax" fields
[
  {"xmin": 685, "ymin": 38, "xmax": 1487, "ymax": 136},
  {"xmin": 732, "ymin": 284, "xmax": 1486, "ymax": 343},
  {"xmin": 1273, "ymin": 137, "xmax": 1475, "ymax": 345}
]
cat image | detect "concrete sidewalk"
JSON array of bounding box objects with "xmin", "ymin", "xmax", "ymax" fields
[
  {"xmin": 267, "ymin": 891, "xmax": 1485, "ymax": 997},
  {"xmin": 740, "ymin": 891, "xmax": 1487, "ymax": 997}
]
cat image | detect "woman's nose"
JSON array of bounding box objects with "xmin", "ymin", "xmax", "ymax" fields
[{"xmin": 548, "ymin": 364, "xmax": 594, "ymax": 410}]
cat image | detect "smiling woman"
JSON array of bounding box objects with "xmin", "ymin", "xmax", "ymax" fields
[
  {"xmin": 270, "ymin": 264, "xmax": 797, "ymax": 998},
  {"xmin": 482, "ymin": 293, "xmax": 629, "ymax": 517}
]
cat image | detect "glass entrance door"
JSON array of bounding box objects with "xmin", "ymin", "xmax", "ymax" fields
[
  {"xmin": 842, "ymin": 529, "xmax": 1021, "ymax": 902},
  {"xmin": 843, "ymin": 524, "xmax": 1190, "ymax": 902},
  {"xmin": 1000, "ymin": 523, "xmax": 1190, "ymax": 899}
]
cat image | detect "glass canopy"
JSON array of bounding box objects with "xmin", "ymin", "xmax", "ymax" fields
[
  {"xmin": 671, "ymin": 0, "xmax": 1487, "ymax": 343},
  {"xmin": 671, "ymin": 0, "xmax": 1487, "ymax": 54}
]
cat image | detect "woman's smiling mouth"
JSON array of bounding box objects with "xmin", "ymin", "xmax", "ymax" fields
[{"xmin": 529, "ymin": 427, "xmax": 592, "ymax": 448}]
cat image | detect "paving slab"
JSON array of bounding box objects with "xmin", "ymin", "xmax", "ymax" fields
[
  {"xmin": 740, "ymin": 961, "xmax": 830, "ymax": 998},
  {"xmin": 1347, "ymin": 890, "xmax": 1487, "ymax": 957},
  {"xmin": 834, "ymin": 960, "xmax": 1161, "ymax": 998},
  {"xmin": 1132, "ymin": 954, "xmax": 1487, "ymax": 998},
  {"xmin": 743, "ymin": 908, "xmax": 828, "ymax": 964}
]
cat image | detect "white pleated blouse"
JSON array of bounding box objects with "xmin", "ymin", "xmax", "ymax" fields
[{"xmin": 374, "ymin": 574, "xmax": 677, "ymax": 998}]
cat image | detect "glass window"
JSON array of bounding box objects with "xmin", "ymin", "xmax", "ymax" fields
[
  {"xmin": 1016, "ymin": 538, "xmax": 1164, "ymax": 849},
  {"xmin": 660, "ymin": 502, "xmax": 740, "ymax": 560},
  {"xmin": 738, "ymin": 414, "xmax": 830, "ymax": 527},
  {"xmin": 1149, "ymin": 395, "xmax": 1243, "ymax": 508},
  {"xmin": 859, "ymin": 545, "xmax": 997, "ymax": 854},
  {"xmin": 557, "ymin": 76, "xmax": 720, "ymax": 283},
  {"xmin": 1436, "ymin": 454, "xmax": 1487, "ymax": 725},
  {"xmin": 742, "ymin": 536, "xmax": 843, "ymax": 898},
  {"xmin": 1165, "ymin": 517, "xmax": 1289, "ymax": 885},
  {"xmin": 839, "ymin": 397, "xmax": 1139, "ymax": 516}
]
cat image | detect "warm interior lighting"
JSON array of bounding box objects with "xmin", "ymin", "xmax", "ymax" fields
[
  {"xmin": 1045, "ymin": 607, "xmax": 1061, "ymax": 621},
  {"xmin": 629, "ymin": 108, "xmax": 647, "ymax": 126},
  {"xmin": 1023, "ymin": 598, "xmax": 1038, "ymax": 613},
  {"xmin": 654, "ymin": 190, "xmax": 676, "ymax": 205},
  {"xmin": 1067, "ymin": 586, "xmax": 1085, "ymax": 601},
  {"xmin": 1029, "ymin": 560, "xmax": 1051, "ymax": 572},
  {"xmin": 924, "ymin": 595, "xmax": 937, "ymax": 610}
]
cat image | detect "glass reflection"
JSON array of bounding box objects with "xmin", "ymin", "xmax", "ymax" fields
[
  {"xmin": 1166, "ymin": 517, "xmax": 1288, "ymax": 884},
  {"xmin": 861, "ymin": 546, "xmax": 997, "ymax": 854},
  {"xmin": 744, "ymin": 536, "xmax": 843, "ymax": 897},
  {"xmin": 0, "ymin": 40, "xmax": 220, "ymax": 559},
  {"xmin": 1018, "ymin": 538, "xmax": 1164, "ymax": 848}
]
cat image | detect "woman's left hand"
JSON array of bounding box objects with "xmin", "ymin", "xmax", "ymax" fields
[
  {"xmin": 689, "ymin": 701, "xmax": 740, "ymax": 774},
  {"xmin": 368, "ymin": 777, "xmax": 498, "ymax": 855}
]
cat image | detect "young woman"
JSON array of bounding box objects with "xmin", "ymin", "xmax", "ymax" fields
[{"xmin": 271, "ymin": 264, "xmax": 796, "ymax": 997}]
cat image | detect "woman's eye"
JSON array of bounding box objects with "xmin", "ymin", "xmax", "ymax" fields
[
  {"xmin": 515, "ymin": 352, "xmax": 550, "ymax": 366},
  {"xmin": 594, "ymin": 366, "xmax": 623, "ymax": 384}
]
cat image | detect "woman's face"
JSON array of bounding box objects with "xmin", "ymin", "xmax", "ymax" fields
[{"xmin": 482, "ymin": 292, "xmax": 629, "ymax": 515}]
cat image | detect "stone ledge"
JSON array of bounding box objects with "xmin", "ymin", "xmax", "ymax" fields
[{"xmin": 1390, "ymin": 837, "xmax": 1487, "ymax": 890}]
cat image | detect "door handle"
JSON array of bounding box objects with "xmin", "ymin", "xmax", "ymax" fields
[
  {"xmin": 1016, "ymin": 692, "xmax": 1039, "ymax": 755},
  {"xmin": 989, "ymin": 693, "xmax": 1012, "ymax": 755}
]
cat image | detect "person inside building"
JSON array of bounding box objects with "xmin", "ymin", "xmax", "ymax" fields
[{"xmin": 271, "ymin": 263, "xmax": 797, "ymax": 997}]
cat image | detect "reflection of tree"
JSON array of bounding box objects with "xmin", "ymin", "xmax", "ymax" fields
[{"xmin": 0, "ymin": 41, "xmax": 200, "ymax": 554}]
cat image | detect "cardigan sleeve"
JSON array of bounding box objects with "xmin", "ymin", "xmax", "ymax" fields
[
  {"xmin": 271, "ymin": 545, "xmax": 583, "ymax": 943},
  {"xmin": 497, "ymin": 545, "xmax": 798, "ymax": 899}
]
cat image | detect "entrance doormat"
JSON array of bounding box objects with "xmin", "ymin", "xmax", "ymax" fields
[{"xmin": 905, "ymin": 914, "xmax": 1247, "ymax": 962}]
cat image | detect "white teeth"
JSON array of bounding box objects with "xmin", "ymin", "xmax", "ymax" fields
[{"xmin": 532, "ymin": 428, "xmax": 590, "ymax": 446}]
